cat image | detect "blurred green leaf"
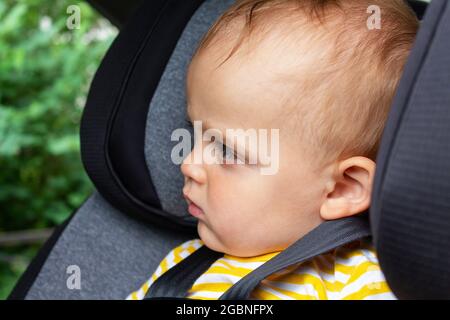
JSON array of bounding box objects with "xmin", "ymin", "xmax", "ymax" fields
[{"xmin": 0, "ymin": 0, "xmax": 117, "ymax": 299}]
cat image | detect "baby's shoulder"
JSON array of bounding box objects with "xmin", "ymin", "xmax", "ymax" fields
[
  {"xmin": 308, "ymin": 239, "xmax": 381, "ymax": 278},
  {"xmin": 256, "ymin": 240, "xmax": 394, "ymax": 299}
]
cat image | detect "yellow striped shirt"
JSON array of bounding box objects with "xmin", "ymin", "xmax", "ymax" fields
[{"xmin": 127, "ymin": 238, "xmax": 396, "ymax": 300}]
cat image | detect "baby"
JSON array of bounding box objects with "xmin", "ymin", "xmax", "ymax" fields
[{"xmin": 128, "ymin": 0, "xmax": 419, "ymax": 300}]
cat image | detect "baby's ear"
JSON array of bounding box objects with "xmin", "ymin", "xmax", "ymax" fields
[{"xmin": 320, "ymin": 157, "xmax": 375, "ymax": 220}]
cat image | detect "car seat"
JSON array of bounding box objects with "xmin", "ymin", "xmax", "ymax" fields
[{"xmin": 8, "ymin": 0, "xmax": 450, "ymax": 299}]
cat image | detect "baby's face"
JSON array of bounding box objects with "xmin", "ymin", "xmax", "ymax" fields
[{"xmin": 181, "ymin": 33, "xmax": 329, "ymax": 257}]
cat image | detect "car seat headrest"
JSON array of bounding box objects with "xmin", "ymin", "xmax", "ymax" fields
[{"xmin": 371, "ymin": 0, "xmax": 450, "ymax": 299}]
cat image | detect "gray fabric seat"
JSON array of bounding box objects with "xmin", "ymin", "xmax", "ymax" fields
[{"xmin": 25, "ymin": 192, "xmax": 192, "ymax": 299}]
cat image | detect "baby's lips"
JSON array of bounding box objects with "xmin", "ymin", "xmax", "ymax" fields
[
  {"xmin": 188, "ymin": 202, "xmax": 204, "ymax": 218},
  {"xmin": 182, "ymin": 191, "xmax": 193, "ymax": 205},
  {"xmin": 183, "ymin": 192, "xmax": 205, "ymax": 217}
]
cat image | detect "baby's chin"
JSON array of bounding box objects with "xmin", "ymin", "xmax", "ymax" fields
[{"xmin": 197, "ymin": 222, "xmax": 280, "ymax": 257}]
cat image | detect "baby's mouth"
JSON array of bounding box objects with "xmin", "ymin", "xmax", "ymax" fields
[
  {"xmin": 188, "ymin": 202, "xmax": 204, "ymax": 218},
  {"xmin": 183, "ymin": 193, "xmax": 205, "ymax": 218}
]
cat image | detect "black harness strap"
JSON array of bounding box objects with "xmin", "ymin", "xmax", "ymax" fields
[
  {"xmin": 219, "ymin": 215, "xmax": 370, "ymax": 299},
  {"xmin": 144, "ymin": 215, "xmax": 370, "ymax": 300},
  {"xmin": 144, "ymin": 245, "xmax": 224, "ymax": 299}
]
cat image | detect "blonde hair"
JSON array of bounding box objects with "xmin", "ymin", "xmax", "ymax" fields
[{"xmin": 193, "ymin": 0, "xmax": 419, "ymax": 164}]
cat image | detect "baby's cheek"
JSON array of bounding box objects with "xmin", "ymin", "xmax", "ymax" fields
[
  {"xmin": 205, "ymin": 170, "xmax": 274, "ymax": 244},
  {"xmin": 207, "ymin": 207, "xmax": 252, "ymax": 245},
  {"xmin": 213, "ymin": 220, "xmax": 279, "ymax": 256}
]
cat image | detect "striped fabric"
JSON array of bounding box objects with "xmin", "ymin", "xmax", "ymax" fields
[{"xmin": 127, "ymin": 238, "xmax": 396, "ymax": 300}]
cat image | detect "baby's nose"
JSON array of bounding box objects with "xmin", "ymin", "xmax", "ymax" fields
[{"xmin": 181, "ymin": 151, "xmax": 207, "ymax": 184}]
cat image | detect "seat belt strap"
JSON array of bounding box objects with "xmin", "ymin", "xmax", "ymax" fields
[
  {"xmin": 144, "ymin": 245, "xmax": 224, "ymax": 299},
  {"xmin": 144, "ymin": 215, "xmax": 370, "ymax": 299},
  {"xmin": 219, "ymin": 215, "xmax": 370, "ymax": 299}
]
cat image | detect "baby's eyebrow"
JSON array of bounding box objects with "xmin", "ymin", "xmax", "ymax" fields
[{"xmin": 186, "ymin": 104, "xmax": 220, "ymax": 131}]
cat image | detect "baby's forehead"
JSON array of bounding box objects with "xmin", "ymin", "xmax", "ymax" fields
[
  {"xmin": 188, "ymin": 49, "xmax": 292, "ymax": 120},
  {"xmin": 195, "ymin": 16, "xmax": 330, "ymax": 73},
  {"xmin": 187, "ymin": 25, "xmax": 330, "ymax": 127}
]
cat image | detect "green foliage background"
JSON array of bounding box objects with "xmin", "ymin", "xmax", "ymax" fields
[{"xmin": 0, "ymin": 0, "xmax": 117, "ymax": 298}]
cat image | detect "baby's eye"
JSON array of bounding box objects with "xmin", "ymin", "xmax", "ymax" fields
[
  {"xmin": 214, "ymin": 140, "xmax": 239, "ymax": 164},
  {"xmin": 184, "ymin": 117, "xmax": 193, "ymax": 128},
  {"xmin": 222, "ymin": 143, "xmax": 237, "ymax": 162}
]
